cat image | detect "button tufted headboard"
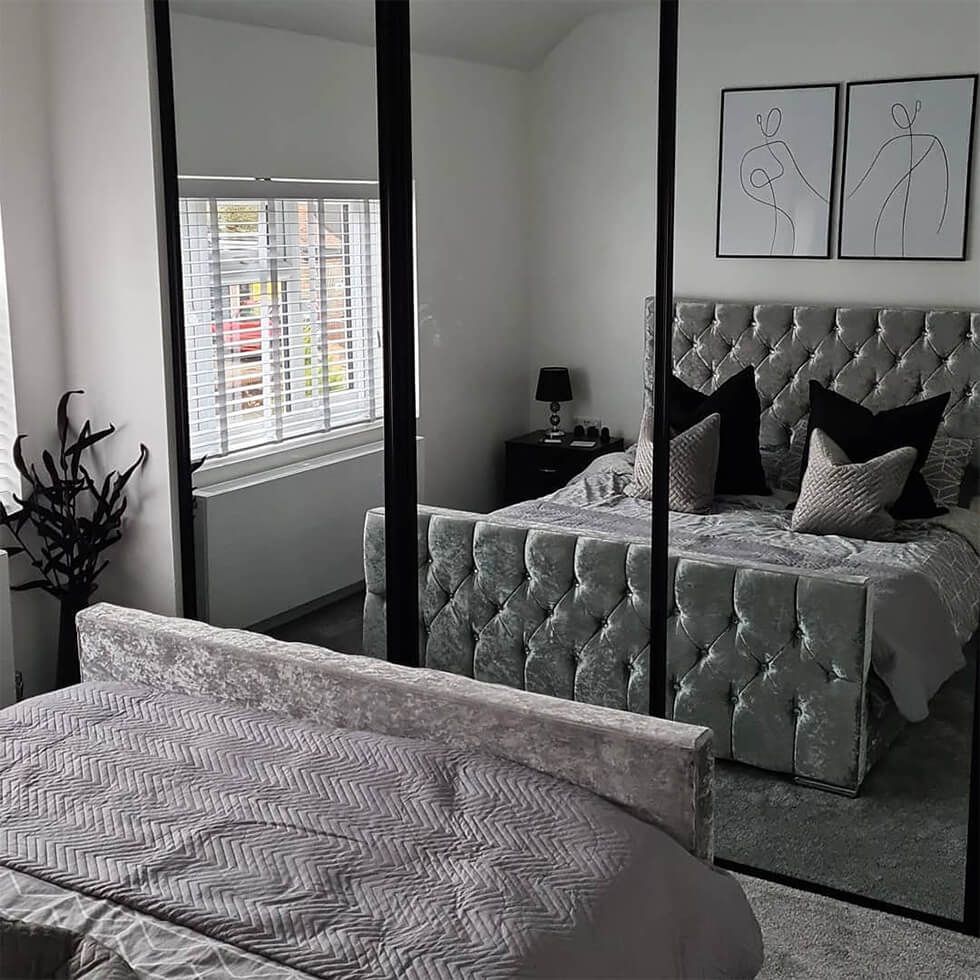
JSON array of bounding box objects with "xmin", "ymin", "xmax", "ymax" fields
[{"xmin": 643, "ymin": 298, "xmax": 980, "ymax": 458}]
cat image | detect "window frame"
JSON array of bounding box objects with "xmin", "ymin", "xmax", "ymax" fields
[{"xmin": 177, "ymin": 177, "xmax": 387, "ymax": 476}]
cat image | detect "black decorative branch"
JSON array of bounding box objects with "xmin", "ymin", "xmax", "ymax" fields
[{"xmin": 0, "ymin": 390, "xmax": 147, "ymax": 602}]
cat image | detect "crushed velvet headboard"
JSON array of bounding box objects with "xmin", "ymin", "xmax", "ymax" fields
[{"xmin": 643, "ymin": 298, "xmax": 980, "ymax": 458}]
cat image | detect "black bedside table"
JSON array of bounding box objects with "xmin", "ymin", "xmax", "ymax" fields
[{"xmin": 504, "ymin": 430, "xmax": 625, "ymax": 505}]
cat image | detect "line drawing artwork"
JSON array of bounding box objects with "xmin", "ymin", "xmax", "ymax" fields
[
  {"xmin": 738, "ymin": 105, "xmax": 830, "ymax": 255},
  {"xmin": 846, "ymin": 98, "xmax": 950, "ymax": 257}
]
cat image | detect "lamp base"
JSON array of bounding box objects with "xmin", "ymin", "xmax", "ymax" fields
[{"xmin": 544, "ymin": 402, "xmax": 563, "ymax": 439}]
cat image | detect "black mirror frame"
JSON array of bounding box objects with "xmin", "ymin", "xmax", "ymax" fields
[{"xmin": 152, "ymin": 0, "xmax": 978, "ymax": 937}]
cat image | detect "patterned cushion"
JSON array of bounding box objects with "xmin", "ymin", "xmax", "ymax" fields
[
  {"xmin": 628, "ymin": 411, "xmax": 720, "ymax": 513},
  {"xmin": 921, "ymin": 435, "xmax": 974, "ymax": 507},
  {"xmin": 791, "ymin": 430, "xmax": 916, "ymax": 540}
]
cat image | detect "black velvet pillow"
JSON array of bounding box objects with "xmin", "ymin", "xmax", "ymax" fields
[
  {"xmin": 670, "ymin": 367, "xmax": 770, "ymax": 495},
  {"xmin": 800, "ymin": 382, "xmax": 950, "ymax": 519}
]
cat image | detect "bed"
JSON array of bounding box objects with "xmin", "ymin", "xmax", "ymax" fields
[
  {"xmin": 363, "ymin": 299, "xmax": 980, "ymax": 795},
  {"xmin": 0, "ymin": 603, "xmax": 761, "ymax": 979}
]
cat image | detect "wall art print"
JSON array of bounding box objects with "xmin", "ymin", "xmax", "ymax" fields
[
  {"xmin": 716, "ymin": 84, "xmax": 839, "ymax": 259},
  {"xmin": 839, "ymin": 74, "xmax": 977, "ymax": 260}
]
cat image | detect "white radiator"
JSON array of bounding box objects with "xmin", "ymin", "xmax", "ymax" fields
[
  {"xmin": 194, "ymin": 439, "xmax": 423, "ymax": 629},
  {"xmin": 0, "ymin": 551, "xmax": 15, "ymax": 706}
]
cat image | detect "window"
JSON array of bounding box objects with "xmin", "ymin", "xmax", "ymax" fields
[
  {"xmin": 178, "ymin": 178, "xmax": 383, "ymax": 461},
  {"xmin": 0, "ymin": 204, "xmax": 19, "ymax": 505}
]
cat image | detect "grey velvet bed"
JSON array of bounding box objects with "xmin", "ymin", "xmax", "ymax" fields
[
  {"xmin": 363, "ymin": 299, "xmax": 980, "ymax": 796},
  {"xmin": 0, "ymin": 603, "xmax": 762, "ymax": 979}
]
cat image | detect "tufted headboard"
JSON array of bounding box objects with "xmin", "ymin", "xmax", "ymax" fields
[{"xmin": 643, "ymin": 299, "xmax": 980, "ymax": 461}]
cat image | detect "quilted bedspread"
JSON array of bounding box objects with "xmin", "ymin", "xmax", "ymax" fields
[{"xmin": 0, "ymin": 683, "xmax": 762, "ymax": 979}]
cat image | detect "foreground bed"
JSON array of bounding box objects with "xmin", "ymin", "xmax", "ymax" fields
[{"xmin": 0, "ymin": 604, "xmax": 761, "ymax": 979}]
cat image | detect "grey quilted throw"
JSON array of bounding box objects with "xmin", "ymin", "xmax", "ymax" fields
[
  {"xmin": 0, "ymin": 683, "xmax": 762, "ymax": 980},
  {"xmin": 496, "ymin": 452, "xmax": 980, "ymax": 723}
]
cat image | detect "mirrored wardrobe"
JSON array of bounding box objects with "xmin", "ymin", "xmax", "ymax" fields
[
  {"xmin": 168, "ymin": 0, "xmax": 385, "ymax": 652},
  {"xmin": 158, "ymin": 0, "xmax": 980, "ymax": 940},
  {"xmin": 673, "ymin": 0, "xmax": 980, "ymax": 928}
]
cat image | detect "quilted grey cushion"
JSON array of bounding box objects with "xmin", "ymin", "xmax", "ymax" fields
[
  {"xmin": 921, "ymin": 435, "xmax": 974, "ymax": 507},
  {"xmin": 791, "ymin": 430, "xmax": 916, "ymax": 540},
  {"xmin": 628, "ymin": 411, "xmax": 720, "ymax": 513}
]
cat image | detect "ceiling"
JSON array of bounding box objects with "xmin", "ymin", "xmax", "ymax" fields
[{"xmin": 170, "ymin": 0, "xmax": 643, "ymax": 70}]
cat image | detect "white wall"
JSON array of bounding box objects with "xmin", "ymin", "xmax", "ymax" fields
[
  {"xmin": 44, "ymin": 1, "xmax": 181, "ymax": 617},
  {"xmin": 171, "ymin": 12, "xmax": 530, "ymax": 530},
  {"xmin": 528, "ymin": 5, "xmax": 660, "ymax": 442},
  {"xmin": 0, "ymin": 1, "xmax": 71, "ymax": 693},
  {"xmin": 0, "ymin": 0, "xmax": 182, "ymax": 693},
  {"xmin": 675, "ymin": 0, "xmax": 980, "ymax": 307}
]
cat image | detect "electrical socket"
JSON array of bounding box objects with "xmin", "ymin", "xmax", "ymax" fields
[{"xmin": 573, "ymin": 416, "xmax": 602, "ymax": 432}]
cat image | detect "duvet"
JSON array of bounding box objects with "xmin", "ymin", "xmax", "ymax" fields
[{"xmin": 0, "ymin": 682, "xmax": 762, "ymax": 979}]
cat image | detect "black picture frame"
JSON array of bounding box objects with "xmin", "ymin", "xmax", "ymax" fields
[
  {"xmin": 716, "ymin": 82, "xmax": 840, "ymax": 260},
  {"xmin": 838, "ymin": 73, "xmax": 978, "ymax": 261}
]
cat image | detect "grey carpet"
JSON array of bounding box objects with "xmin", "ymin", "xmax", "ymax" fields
[
  {"xmin": 267, "ymin": 591, "xmax": 365, "ymax": 654},
  {"xmin": 740, "ymin": 874, "xmax": 980, "ymax": 979},
  {"xmin": 717, "ymin": 655, "xmax": 975, "ymax": 920}
]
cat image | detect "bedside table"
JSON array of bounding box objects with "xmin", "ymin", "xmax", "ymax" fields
[{"xmin": 504, "ymin": 430, "xmax": 625, "ymax": 505}]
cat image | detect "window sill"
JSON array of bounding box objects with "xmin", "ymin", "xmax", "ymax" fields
[{"xmin": 193, "ymin": 422, "xmax": 386, "ymax": 489}]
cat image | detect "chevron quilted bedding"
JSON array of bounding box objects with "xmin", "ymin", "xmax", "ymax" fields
[{"xmin": 0, "ymin": 682, "xmax": 762, "ymax": 979}]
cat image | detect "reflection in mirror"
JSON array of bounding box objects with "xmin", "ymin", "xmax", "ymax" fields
[
  {"xmin": 169, "ymin": 0, "xmax": 383, "ymax": 653},
  {"xmin": 359, "ymin": 0, "xmax": 661, "ymax": 692},
  {"xmin": 674, "ymin": 0, "xmax": 980, "ymax": 922}
]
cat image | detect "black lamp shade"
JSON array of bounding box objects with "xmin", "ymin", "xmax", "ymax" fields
[{"xmin": 535, "ymin": 367, "xmax": 572, "ymax": 403}]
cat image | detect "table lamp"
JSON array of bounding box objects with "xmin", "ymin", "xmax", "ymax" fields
[{"xmin": 535, "ymin": 367, "xmax": 573, "ymax": 439}]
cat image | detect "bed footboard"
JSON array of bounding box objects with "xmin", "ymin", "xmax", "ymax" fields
[
  {"xmin": 363, "ymin": 506, "xmax": 876, "ymax": 793},
  {"xmin": 77, "ymin": 603, "xmax": 714, "ymax": 859}
]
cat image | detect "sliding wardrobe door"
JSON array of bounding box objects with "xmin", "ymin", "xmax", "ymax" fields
[
  {"xmin": 159, "ymin": 1, "xmax": 414, "ymax": 659},
  {"xmin": 400, "ymin": 1, "xmax": 664, "ymax": 705},
  {"xmin": 671, "ymin": 0, "xmax": 980, "ymax": 931}
]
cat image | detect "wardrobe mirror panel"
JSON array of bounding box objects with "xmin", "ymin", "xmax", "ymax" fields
[
  {"xmin": 408, "ymin": 1, "xmax": 660, "ymax": 699},
  {"xmin": 168, "ymin": 1, "xmax": 385, "ymax": 655},
  {"xmin": 674, "ymin": 0, "xmax": 980, "ymax": 922}
]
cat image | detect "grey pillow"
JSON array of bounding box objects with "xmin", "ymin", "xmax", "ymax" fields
[
  {"xmin": 628, "ymin": 410, "xmax": 721, "ymax": 513},
  {"xmin": 921, "ymin": 435, "xmax": 974, "ymax": 508},
  {"xmin": 791, "ymin": 429, "xmax": 916, "ymax": 540}
]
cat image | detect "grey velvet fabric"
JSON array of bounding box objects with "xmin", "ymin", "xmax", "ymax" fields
[
  {"xmin": 0, "ymin": 682, "xmax": 760, "ymax": 979},
  {"xmin": 363, "ymin": 508, "xmax": 877, "ymax": 793},
  {"xmin": 655, "ymin": 300, "xmax": 980, "ymax": 454},
  {"xmin": 791, "ymin": 430, "xmax": 916, "ymax": 540},
  {"xmin": 76, "ymin": 604, "xmax": 713, "ymax": 860}
]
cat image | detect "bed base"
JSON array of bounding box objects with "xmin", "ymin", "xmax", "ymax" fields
[{"xmin": 363, "ymin": 505, "xmax": 881, "ymax": 795}]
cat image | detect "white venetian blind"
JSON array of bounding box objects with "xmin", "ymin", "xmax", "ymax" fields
[
  {"xmin": 0, "ymin": 204, "xmax": 20, "ymax": 505},
  {"xmin": 178, "ymin": 178, "xmax": 384, "ymax": 461}
]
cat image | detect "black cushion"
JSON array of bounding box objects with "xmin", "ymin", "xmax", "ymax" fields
[
  {"xmin": 800, "ymin": 382, "xmax": 950, "ymax": 519},
  {"xmin": 670, "ymin": 368, "xmax": 769, "ymax": 495}
]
